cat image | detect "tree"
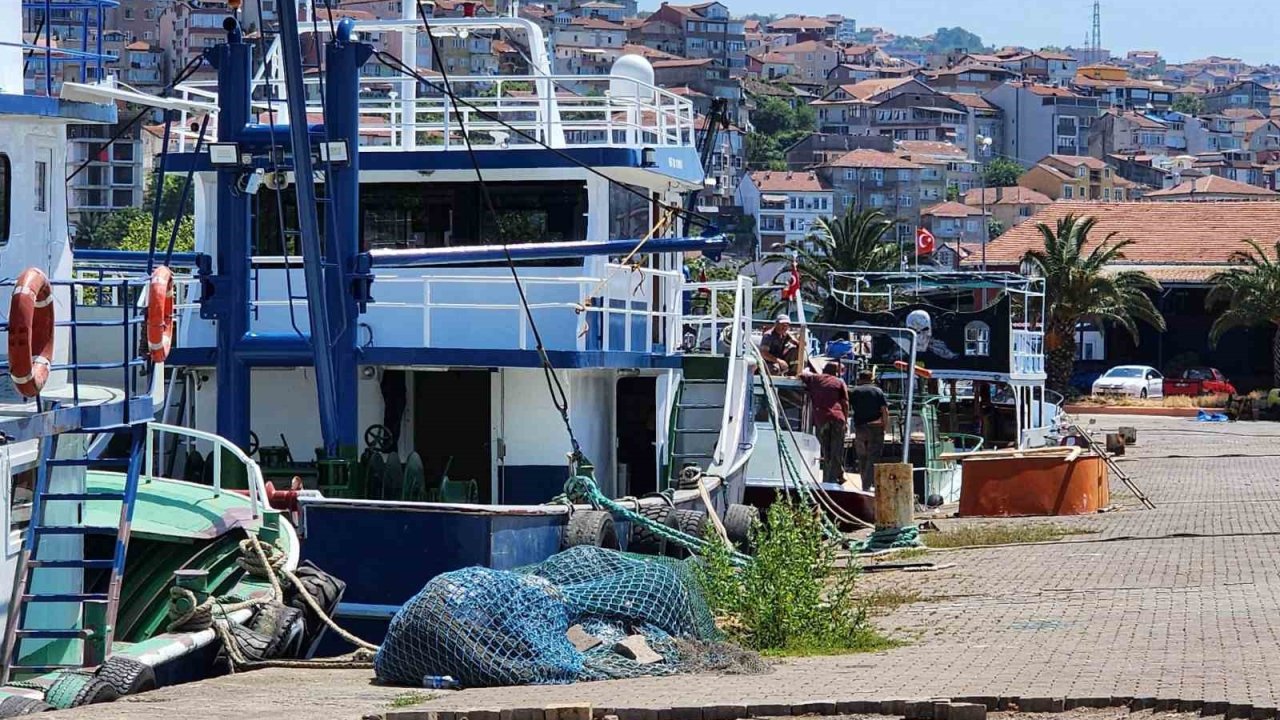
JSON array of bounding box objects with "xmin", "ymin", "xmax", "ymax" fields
[
  {"xmin": 745, "ymin": 132, "xmax": 786, "ymax": 171},
  {"xmin": 945, "ymin": 184, "xmax": 960, "ymax": 202},
  {"xmin": 1206, "ymin": 240, "xmax": 1280, "ymax": 387},
  {"xmin": 981, "ymin": 157, "xmax": 1023, "ymax": 187},
  {"xmin": 1021, "ymin": 215, "xmax": 1165, "ymax": 394},
  {"xmin": 1172, "ymin": 93, "xmax": 1205, "ymax": 116},
  {"xmin": 930, "ymin": 27, "xmax": 985, "ymax": 53},
  {"xmin": 751, "ymin": 96, "xmax": 798, "ymax": 136},
  {"xmin": 764, "ymin": 208, "xmax": 900, "ymax": 315}
]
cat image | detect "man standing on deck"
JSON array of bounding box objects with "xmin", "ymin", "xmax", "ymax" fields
[
  {"xmin": 800, "ymin": 362, "xmax": 850, "ymax": 484},
  {"xmin": 849, "ymin": 370, "xmax": 889, "ymax": 489}
]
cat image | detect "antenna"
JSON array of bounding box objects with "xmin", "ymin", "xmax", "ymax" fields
[{"xmin": 1090, "ymin": 0, "xmax": 1102, "ymax": 65}]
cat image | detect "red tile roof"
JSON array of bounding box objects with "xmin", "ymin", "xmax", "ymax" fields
[
  {"xmin": 963, "ymin": 187, "xmax": 1053, "ymax": 206},
  {"xmin": 767, "ymin": 16, "xmax": 835, "ymax": 31},
  {"xmin": 945, "ymin": 92, "xmax": 997, "ymax": 111},
  {"xmin": 1045, "ymin": 154, "xmax": 1111, "ymax": 171},
  {"xmin": 747, "ymin": 170, "xmax": 830, "ymax": 192},
  {"xmin": 972, "ymin": 201, "xmax": 1280, "ymax": 269},
  {"xmin": 896, "ymin": 140, "xmax": 968, "ymax": 160},
  {"xmin": 922, "ymin": 201, "xmax": 984, "ymax": 218},
  {"xmin": 651, "ymin": 57, "xmax": 715, "ymax": 68},
  {"xmin": 823, "ymin": 148, "xmax": 923, "ymax": 170},
  {"xmin": 1144, "ymin": 175, "xmax": 1280, "ymax": 198}
]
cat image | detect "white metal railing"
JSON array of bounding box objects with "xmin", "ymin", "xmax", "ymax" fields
[
  {"xmin": 1011, "ymin": 329, "xmax": 1046, "ymax": 378},
  {"xmin": 172, "ymin": 73, "xmax": 695, "ymax": 153},
  {"xmin": 71, "ymin": 268, "xmax": 201, "ymax": 309},
  {"xmin": 145, "ymin": 422, "xmax": 267, "ymax": 521}
]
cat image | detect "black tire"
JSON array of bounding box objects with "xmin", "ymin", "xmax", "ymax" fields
[
  {"xmin": 226, "ymin": 623, "xmax": 274, "ymax": 663},
  {"xmin": 287, "ymin": 561, "xmax": 346, "ymax": 643},
  {"xmin": 667, "ymin": 509, "xmax": 708, "ymax": 558},
  {"xmin": 562, "ymin": 510, "xmax": 619, "ymax": 550},
  {"xmin": 1140, "ymin": 389, "xmax": 1148, "ymax": 399},
  {"xmin": 723, "ymin": 504, "xmax": 759, "ymax": 551},
  {"xmin": 0, "ymin": 695, "xmax": 52, "ymax": 716},
  {"xmin": 629, "ymin": 504, "xmax": 675, "ymax": 555},
  {"xmin": 250, "ymin": 604, "xmax": 306, "ymax": 659},
  {"xmin": 95, "ymin": 656, "xmax": 157, "ymax": 696}
]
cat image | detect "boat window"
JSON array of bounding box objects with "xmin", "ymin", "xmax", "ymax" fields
[
  {"xmin": 0, "ymin": 153, "xmax": 8, "ymax": 243},
  {"xmin": 9, "ymin": 467, "xmax": 33, "ymax": 534},
  {"xmin": 610, "ymin": 182, "xmax": 652, "ymax": 241},
  {"xmin": 254, "ymin": 181, "xmax": 588, "ymax": 266},
  {"xmin": 34, "ymin": 159, "xmax": 48, "ymax": 213},
  {"xmin": 964, "ymin": 320, "xmax": 990, "ymax": 357}
]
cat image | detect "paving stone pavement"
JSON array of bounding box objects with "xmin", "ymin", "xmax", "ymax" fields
[
  {"xmin": 54, "ymin": 415, "xmax": 1280, "ymax": 719},
  {"xmin": 410, "ymin": 415, "xmax": 1280, "ymax": 712}
]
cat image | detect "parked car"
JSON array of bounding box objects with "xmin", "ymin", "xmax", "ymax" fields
[
  {"xmin": 1164, "ymin": 367, "xmax": 1236, "ymax": 396},
  {"xmin": 1092, "ymin": 365, "xmax": 1164, "ymax": 399}
]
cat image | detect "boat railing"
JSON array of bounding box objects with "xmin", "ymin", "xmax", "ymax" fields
[
  {"xmin": 171, "ymin": 73, "xmax": 696, "ymax": 152},
  {"xmin": 1011, "ymin": 329, "xmax": 1046, "ymax": 378},
  {"xmin": 233, "ymin": 262, "xmax": 683, "ymax": 353},
  {"xmin": 680, "ymin": 279, "xmax": 747, "ymax": 355},
  {"xmin": 145, "ymin": 422, "xmax": 266, "ymax": 522}
]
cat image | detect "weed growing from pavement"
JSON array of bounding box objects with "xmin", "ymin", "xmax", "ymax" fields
[
  {"xmin": 924, "ymin": 523, "xmax": 1094, "ymax": 549},
  {"xmin": 389, "ymin": 692, "xmax": 433, "ymax": 708},
  {"xmin": 696, "ymin": 501, "xmax": 898, "ymax": 656},
  {"xmin": 860, "ymin": 587, "xmax": 925, "ymax": 616}
]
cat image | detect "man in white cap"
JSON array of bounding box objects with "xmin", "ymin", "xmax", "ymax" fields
[{"xmin": 760, "ymin": 313, "xmax": 800, "ymax": 375}]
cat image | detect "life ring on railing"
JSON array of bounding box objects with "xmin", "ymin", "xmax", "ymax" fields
[
  {"xmin": 8, "ymin": 268, "xmax": 55, "ymax": 398},
  {"xmin": 146, "ymin": 266, "xmax": 176, "ymax": 362}
]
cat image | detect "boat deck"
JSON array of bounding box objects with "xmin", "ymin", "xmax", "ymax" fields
[
  {"xmin": 85, "ymin": 472, "xmax": 262, "ymax": 542},
  {"xmin": 0, "ymin": 382, "xmax": 154, "ymax": 443}
]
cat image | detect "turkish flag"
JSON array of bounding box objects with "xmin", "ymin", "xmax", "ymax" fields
[
  {"xmin": 916, "ymin": 226, "xmax": 936, "ymax": 256},
  {"xmin": 781, "ymin": 260, "xmax": 801, "ymax": 300}
]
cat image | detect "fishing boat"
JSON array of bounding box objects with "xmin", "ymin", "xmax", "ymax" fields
[
  {"xmin": 64, "ymin": 2, "xmax": 761, "ymax": 647},
  {"xmin": 740, "ymin": 272, "xmax": 1060, "ymax": 522},
  {"xmin": 0, "ymin": 1, "xmax": 333, "ymax": 712}
]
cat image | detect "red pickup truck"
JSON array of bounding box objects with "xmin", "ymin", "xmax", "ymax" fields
[{"xmin": 1163, "ymin": 367, "xmax": 1236, "ymax": 396}]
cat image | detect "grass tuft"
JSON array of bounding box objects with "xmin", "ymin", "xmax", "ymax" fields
[
  {"xmin": 924, "ymin": 523, "xmax": 1094, "ymax": 549},
  {"xmin": 389, "ymin": 692, "xmax": 434, "ymax": 709}
]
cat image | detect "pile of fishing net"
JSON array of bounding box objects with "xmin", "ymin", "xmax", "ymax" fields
[{"xmin": 374, "ymin": 546, "xmax": 734, "ymax": 688}]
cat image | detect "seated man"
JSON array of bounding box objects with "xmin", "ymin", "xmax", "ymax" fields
[{"xmin": 759, "ymin": 314, "xmax": 800, "ymax": 375}]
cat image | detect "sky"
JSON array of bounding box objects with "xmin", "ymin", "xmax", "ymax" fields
[{"xmin": 642, "ymin": 0, "xmax": 1280, "ymax": 66}]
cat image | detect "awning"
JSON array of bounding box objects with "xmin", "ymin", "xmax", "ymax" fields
[{"xmin": 761, "ymin": 194, "xmax": 788, "ymax": 202}]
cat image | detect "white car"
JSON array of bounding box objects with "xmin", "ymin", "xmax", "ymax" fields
[{"xmin": 1092, "ymin": 365, "xmax": 1164, "ymax": 399}]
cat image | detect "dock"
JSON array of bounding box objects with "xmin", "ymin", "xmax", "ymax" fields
[{"xmin": 53, "ymin": 414, "xmax": 1280, "ymax": 719}]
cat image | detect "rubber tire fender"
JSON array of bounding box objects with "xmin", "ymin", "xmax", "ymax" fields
[
  {"xmin": 666, "ymin": 509, "xmax": 708, "ymax": 558},
  {"xmin": 723, "ymin": 503, "xmax": 760, "ymax": 552},
  {"xmin": 0, "ymin": 695, "xmax": 52, "ymax": 716},
  {"xmin": 95, "ymin": 656, "xmax": 157, "ymax": 696},
  {"xmin": 562, "ymin": 509, "xmax": 620, "ymax": 550},
  {"xmin": 43, "ymin": 673, "xmax": 120, "ymax": 710},
  {"xmin": 629, "ymin": 503, "xmax": 676, "ymax": 555}
]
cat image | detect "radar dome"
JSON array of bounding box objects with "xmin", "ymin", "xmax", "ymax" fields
[{"xmin": 610, "ymin": 54, "xmax": 655, "ymax": 101}]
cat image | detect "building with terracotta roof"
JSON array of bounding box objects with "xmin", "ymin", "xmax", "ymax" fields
[
  {"xmin": 972, "ymin": 201, "xmax": 1280, "ymax": 388},
  {"xmin": 1088, "ymin": 110, "xmax": 1184, "ymax": 158},
  {"xmin": 737, "ymin": 171, "xmax": 834, "ymax": 252},
  {"xmin": 1203, "ymin": 80, "xmax": 1275, "ymax": 116},
  {"xmin": 895, "ymin": 141, "xmax": 980, "ymax": 206},
  {"xmin": 1143, "ymin": 175, "xmax": 1280, "ymax": 201},
  {"xmin": 963, "ymin": 186, "xmax": 1052, "ymax": 230},
  {"xmin": 920, "ymin": 201, "xmax": 988, "ymax": 245},
  {"xmin": 765, "ymin": 15, "xmax": 835, "ymax": 39},
  {"xmin": 817, "ymin": 149, "xmax": 924, "ymax": 245},
  {"xmin": 641, "ymin": 2, "xmax": 747, "ymax": 74},
  {"xmin": 1018, "ymin": 155, "xmax": 1133, "ymax": 201},
  {"xmin": 766, "ymin": 40, "xmax": 840, "ymax": 84},
  {"xmin": 923, "ymin": 62, "xmax": 1020, "ymax": 94}
]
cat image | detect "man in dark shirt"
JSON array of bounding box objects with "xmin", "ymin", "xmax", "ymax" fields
[
  {"xmin": 759, "ymin": 314, "xmax": 800, "ymax": 376},
  {"xmin": 849, "ymin": 370, "xmax": 890, "ymax": 489},
  {"xmin": 800, "ymin": 362, "xmax": 850, "ymax": 484}
]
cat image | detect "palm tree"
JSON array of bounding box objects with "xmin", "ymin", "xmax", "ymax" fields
[
  {"xmin": 1206, "ymin": 240, "xmax": 1280, "ymax": 387},
  {"xmin": 1021, "ymin": 214, "xmax": 1165, "ymax": 394},
  {"xmin": 764, "ymin": 208, "xmax": 900, "ymax": 317}
]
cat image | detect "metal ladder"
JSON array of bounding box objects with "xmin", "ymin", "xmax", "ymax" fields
[{"xmin": 1, "ymin": 423, "xmax": 148, "ymax": 682}]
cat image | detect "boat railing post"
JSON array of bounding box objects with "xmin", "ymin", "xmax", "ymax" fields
[
  {"xmin": 144, "ymin": 424, "xmax": 154, "ymax": 484},
  {"xmin": 422, "ymin": 279, "xmax": 431, "ymax": 347},
  {"xmin": 212, "ymin": 441, "xmax": 222, "ymax": 498}
]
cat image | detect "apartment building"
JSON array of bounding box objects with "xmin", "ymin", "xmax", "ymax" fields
[
  {"xmin": 737, "ymin": 170, "xmax": 834, "ymax": 252},
  {"xmin": 963, "ymin": 186, "xmax": 1052, "ymax": 230},
  {"xmin": 1203, "ymin": 80, "xmax": 1275, "ymax": 116},
  {"xmin": 1019, "ymin": 154, "xmax": 1134, "ymax": 201},
  {"xmin": 984, "ymin": 82, "xmax": 1102, "ymax": 165},
  {"xmin": 817, "ymin": 148, "xmax": 923, "ymax": 247},
  {"xmin": 66, "ymin": 118, "xmax": 152, "ymax": 224},
  {"xmin": 642, "ymin": 2, "xmax": 746, "ymax": 74},
  {"xmin": 895, "ymin": 140, "xmax": 980, "ymax": 207}
]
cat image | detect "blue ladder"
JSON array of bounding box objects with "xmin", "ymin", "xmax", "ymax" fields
[{"xmin": 1, "ymin": 423, "xmax": 148, "ymax": 682}]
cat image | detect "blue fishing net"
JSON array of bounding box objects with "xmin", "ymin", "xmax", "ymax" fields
[{"xmin": 373, "ymin": 546, "xmax": 719, "ymax": 688}]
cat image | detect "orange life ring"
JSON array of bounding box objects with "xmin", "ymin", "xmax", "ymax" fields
[
  {"xmin": 8, "ymin": 268, "xmax": 55, "ymax": 398},
  {"xmin": 147, "ymin": 266, "xmax": 176, "ymax": 362}
]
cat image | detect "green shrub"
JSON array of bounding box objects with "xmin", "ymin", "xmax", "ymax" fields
[{"xmin": 697, "ymin": 501, "xmax": 894, "ymax": 655}]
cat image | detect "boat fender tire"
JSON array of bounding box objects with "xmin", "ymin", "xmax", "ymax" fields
[
  {"xmin": 286, "ymin": 561, "xmax": 347, "ymax": 642},
  {"xmin": 667, "ymin": 509, "xmax": 708, "ymax": 558},
  {"xmin": 250, "ymin": 604, "xmax": 306, "ymax": 659},
  {"xmin": 0, "ymin": 695, "xmax": 52, "ymax": 716},
  {"xmin": 95, "ymin": 656, "xmax": 157, "ymax": 696},
  {"xmin": 629, "ymin": 503, "xmax": 676, "ymax": 555},
  {"xmin": 723, "ymin": 504, "xmax": 760, "ymax": 551},
  {"xmin": 225, "ymin": 624, "xmax": 275, "ymax": 664},
  {"xmin": 562, "ymin": 509, "xmax": 619, "ymax": 550},
  {"xmin": 7, "ymin": 268, "xmax": 55, "ymax": 398},
  {"xmin": 146, "ymin": 266, "xmax": 176, "ymax": 362},
  {"xmin": 43, "ymin": 673, "xmax": 120, "ymax": 710}
]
